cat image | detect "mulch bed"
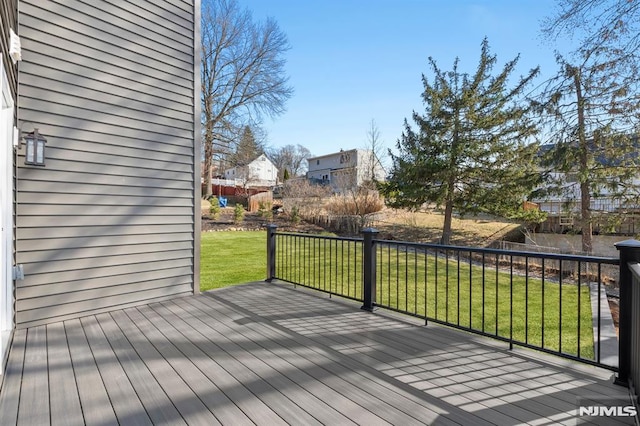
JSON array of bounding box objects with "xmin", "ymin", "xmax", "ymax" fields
[{"xmin": 201, "ymin": 208, "xmax": 326, "ymax": 233}]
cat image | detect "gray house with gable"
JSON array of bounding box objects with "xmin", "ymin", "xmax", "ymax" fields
[{"xmin": 0, "ymin": 0, "xmax": 201, "ymax": 377}]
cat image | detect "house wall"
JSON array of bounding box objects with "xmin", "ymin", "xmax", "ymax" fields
[
  {"xmin": 14, "ymin": 0, "xmax": 200, "ymax": 328},
  {"xmin": 0, "ymin": 0, "xmax": 17, "ymax": 101},
  {"xmin": 307, "ymin": 149, "xmax": 385, "ymax": 191},
  {"xmin": 224, "ymin": 154, "xmax": 278, "ymax": 187}
]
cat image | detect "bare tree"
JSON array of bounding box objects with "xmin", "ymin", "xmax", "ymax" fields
[
  {"xmin": 362, "ymin": 119, "xmax": 387, "ymax": 187},
  {"xmin": 542, "ymin": 0, "xmax": 640, "ymax": 63},
  {"xmin": 268, "ymin": 144, "xmax": 311, "ymax": 180},
  {"xmin": 201, "ymin": 0, "xmax": 293, "ymax": 197},
  {"xmin": 538, "ymin": 0, "xmax": 640, "ymax": 252}
]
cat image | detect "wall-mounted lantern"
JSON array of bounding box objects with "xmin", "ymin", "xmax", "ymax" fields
[{"xmin": 24, "ymin": 129, "xmax": 46, "ymax": 166}]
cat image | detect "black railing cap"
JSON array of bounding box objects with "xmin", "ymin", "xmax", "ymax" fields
[
  {"xmin": 362, "ymin": 227, "xmax": 379, "ymax": 233},
  {"xmin": 615, "ymin": 239, "xmax": 640, "ymax": 250}
]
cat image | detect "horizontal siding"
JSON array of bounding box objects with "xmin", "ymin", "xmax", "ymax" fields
[
  {"xmin": 16, "ymin": 291, "xmax": 193, "ymax": 329},
  {"xmin": 15, "ymin": 0, "xmax": 197, "ymax": 327},
  {"xmin": 17, "ymin": 224, "xmax": 194, "ymax": 240},
  {"xmin": 16, "ymin": 258, "xmax": 192, "ymax": 288}
]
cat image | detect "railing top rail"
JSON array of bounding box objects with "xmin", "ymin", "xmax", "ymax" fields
[
  {"xmin": 373, "ymin": 238, "xmax": 620, "ymax": 264},
  {"xmin": 629, "ymin": 262, "xmax": 640, "ymax": 281},
  {"xmin": 274, "ymin": 231, "xmax": 363, "ymax": 243},
  {"xmin": 274, "ymin": 229, "xmax": 619, "ymax": 264}
]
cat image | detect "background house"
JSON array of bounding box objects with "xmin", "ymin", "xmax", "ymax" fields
[
  {"xmin": 224, "ymin": 153, "xmax": 279, "ymax": 188},
  {"xmin": 1, "ymin": 0, "xmax": 200, "ymax": 376},
  {"xmin": 306, "ymin": 148, "xmax": 385, "ymax": 193},
  {"xmin": 532, "ymin": 140, "xmax": 640, "ymax": 232}
]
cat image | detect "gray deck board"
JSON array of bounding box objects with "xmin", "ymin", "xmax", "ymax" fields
[
  {"xmin": 0, "ymin": 329, "xmax": 26, "ymax": 426},
  {"xmin": 94, "ymin": 312, "xmax": 186, "ymax": 426},
  {"xmin": 143, "ymin": 299, "xmax": 344, "ymax": 425},
  {"xmin": 125, "ymin": 306, "xmax": 242, "ymax": 425},
  {"xmin": 131, "ymin": 303, "xmax": 287, "ymax": 426},
  {"xmin": 189, "ymin": 291, "xmax": 491, "ymax": 426},
  {"xmin": 109, "ymin": 309, "xmax": 221, "ymax": 426},
  {"xmin": 46, "ymin": 322, "xmax": 84, "ymax": 426},
  {"xmin": 0, "ymin": 282, "xmax": 634, "ymax": 425},
  {"xmin": 64, "ymin": 319, "xmax": 118, "ymax": 425},
  {"xmin": 18, "ymin": 326, "xmax": 50, "ymax": 426},
  {"xmin": 80, "ymin": 315, "xmax": 153, "ymax": 426}
]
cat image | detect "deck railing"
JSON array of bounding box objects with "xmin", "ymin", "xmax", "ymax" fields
[
  {"xmin": 267, "ymin": 226, "xmax": 640, "ymax": 385},
  {"xmin": 617, "ymin": 240, "xmax": 640, "ymax": 399}
]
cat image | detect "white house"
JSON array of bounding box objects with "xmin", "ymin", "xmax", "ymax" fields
[
  {"xmin": 224, "ymin": 154, "xmax": 279, "ymax": 187},
  {"xmin": 307, "ymin": 149, "xmax": 385, "ymax": 192}
]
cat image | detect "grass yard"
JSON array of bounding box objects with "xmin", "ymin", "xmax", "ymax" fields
[{"xmin": 200, "ymin": 231, "xmax": 267, "ymax": 291}]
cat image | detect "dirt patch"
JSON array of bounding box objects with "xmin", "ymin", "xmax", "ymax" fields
[{"xmin": 202, "ymin": 205, "xmax": 521, "ymax": 245}]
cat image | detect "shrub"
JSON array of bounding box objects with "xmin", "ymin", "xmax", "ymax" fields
[
  {"xmin": 209, "ymin": 197, "xmax": 221, "ymax": 220},
  {"xmin": 290, "ymin": 205, "xmax": 301, "ymax": 224},
  {"xmin": 257, "ymin": 201, "xmax": 273, "ymax": 220},
  {"xmin": 233, "ymin": 203, "xmax": 245, "ymax": 224},
  {"xmin": 325, "ymin": 189, "xmax": 384, "ymax": 216}
]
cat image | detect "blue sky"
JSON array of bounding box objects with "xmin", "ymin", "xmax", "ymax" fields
[{"xmin": 239, "ymin": 0, "xmax": 567, "ymax": 161}]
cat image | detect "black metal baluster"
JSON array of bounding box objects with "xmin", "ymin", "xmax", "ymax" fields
[
  {"xmin": 482, "ymin": 252, "xmax": 485, "ymax": 333},
  {"xmin": 388, "ymin": 244, "xmax": 391, "ymax": 306},
  {"xmin": 559, "ymin": 259, "xmax": 563, "ymax": 354},
  {"xmin": 435, "ymin": 250, "xmax": 439, "ymax": 320},
  {"xmin": 469, "ymin": 251, "xmax": 472, "ymax": 329},
  {"xmin": 495, "ymin": 253, "xmax": 499, "ymax": 336},
  {"xmin": 457, "ymin": 250, "xmax": 460, "ymax": 326},
  {"xmin": 597, "ymin": 262, "xmax": 601, "ymax": 363},
  {"xmin": 525, "ymin": 256, "xmax": 529, "ymax": 344},
  {"xmin": 542, "ymin": 257, "xmax": 545, "ymax": 348},
  {"xmin": 577, "ymin": 261, "xmax": 581, "ymax": 358},
  {"xmin": 510, "ymin": 255, "xmax": 513, "ymax": 350},
  {"xmin": 446, "ymin": 250, "xmax": 449, "ymax": 323},
  {"xmin": 405, "ymin": 245, "xmax": 409, "ymax": 312},
  {"xmin": 425, "ymin": 248, "xmax": 428, "ymax": 324},
  {"xmin": 414, "ymin": 247, "xmax": 418, "ymax": 315}
]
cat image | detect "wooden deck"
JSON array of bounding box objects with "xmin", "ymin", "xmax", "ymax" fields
[{"xmin": 0, "ymin": 282, "xmax": 634, "ymax": 425}]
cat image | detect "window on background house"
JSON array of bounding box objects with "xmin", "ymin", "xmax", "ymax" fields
[{"xmin": 316, "ymin": 159, "xmax": 320, "ymax": 165}]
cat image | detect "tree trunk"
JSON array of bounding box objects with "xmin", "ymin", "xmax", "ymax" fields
[
  {"xmin": 573, "ymin": 68, "xmax": 592, "ymax": 253},
  {"xmin": 580, "ymin": 181, "xmax": 592, "ymax": 252},
  {"xmin": 203, "ymin": 153, "xmax": 213, "ymax": 198},
  {"xmin": 441, "ymin": 172, "xmax": 456, "ymax": 245},
  {"xmin": 203, "ymin": 115, "xmax": 214, "ymax": 198},
  {"xmin": 441, "ymin": 198, "xmax": 454, "ymax": 245}
]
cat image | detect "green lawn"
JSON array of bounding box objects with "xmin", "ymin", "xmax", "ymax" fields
[{"xmin": 200, "ymin": 231, "xmax": 267, "ymax": 291}]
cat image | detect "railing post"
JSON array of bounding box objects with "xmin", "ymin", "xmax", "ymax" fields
[
  {"xmin": 614, "ymin": 239, "xmax": 640, "ymax": 386},
  {"xmin": 361, "ymin": 227, "xmax": 378, "ymax": 312},
  {"xmin": 266, "ymin": 224, "xmax": 277, "ymax": 282}
]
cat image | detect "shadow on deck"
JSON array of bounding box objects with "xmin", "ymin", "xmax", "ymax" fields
[{"xmin": 0, "ymin": 281, "xmax": 634, "ymax": 425}]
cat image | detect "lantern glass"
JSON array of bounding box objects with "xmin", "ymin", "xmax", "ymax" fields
[{"xmin": 24, "ymin": 129, "xmax": 46, "ymax": 166}]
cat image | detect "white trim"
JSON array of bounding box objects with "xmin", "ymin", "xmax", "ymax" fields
[{"xmin": 0, "ymin": 54, "xmax": 15, "ymax": 373}]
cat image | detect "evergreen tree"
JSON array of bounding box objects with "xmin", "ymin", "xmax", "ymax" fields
[
  {"xmin": 228, "ymin": 126, "xmax": 263, "ymax": 166},
  {"xmin": 381, "ymin": 38, "xmax": 541, "ymax": 245}
]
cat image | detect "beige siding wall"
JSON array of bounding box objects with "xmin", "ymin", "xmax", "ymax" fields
[{"xmin": 15, "ymin": 0, "xmax": 199, "ymax": 327}]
